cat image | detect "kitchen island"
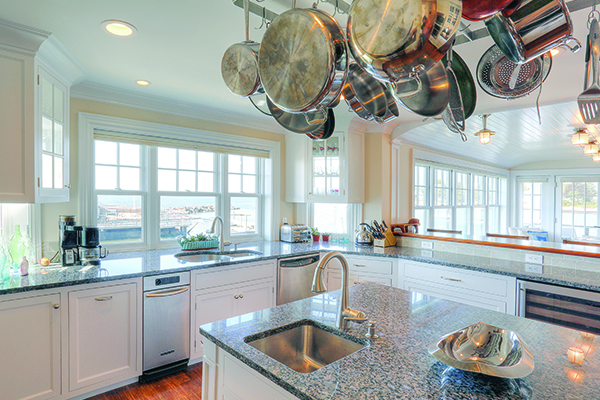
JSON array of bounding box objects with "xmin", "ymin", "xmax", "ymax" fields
[{"xmin": 200, "ymin": 282, "xmax": 599, "ymax": 400}]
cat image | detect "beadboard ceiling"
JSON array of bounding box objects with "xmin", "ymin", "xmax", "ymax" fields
[{"xmin": 0, "ymin": 0, "xmax": 599, "ymax": 168}]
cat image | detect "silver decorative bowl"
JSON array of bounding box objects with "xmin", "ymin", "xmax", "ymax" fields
[{"xmin": 429, "ymin": 322, "xmax": 534, "ymax": 378}]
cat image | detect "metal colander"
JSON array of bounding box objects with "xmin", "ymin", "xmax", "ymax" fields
[{"xmin": 477, "ymin": 45, "xmax": 552, "ymax": 100}]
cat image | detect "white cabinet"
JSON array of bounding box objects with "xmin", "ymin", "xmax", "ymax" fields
[
  {"xmin": 68, "ymin": 282, "xmax": 139, "ymax": 392},
  {"xmin": 0, "ymin": 45, "xmax": 72, "ymax": 203},
  {"xmin": 324, "ymin": 254, "xmax": 396, "ymax": 291},
  {"xmin": 0, "ymin": 292, "xmax": 62, "ymax": 400},
  {"xmin": 398, "ymin": 260, "xmax": 517, "ymax": 315},
  {"xmin": 286, "ymin": 130, "xmax": 364, "ymax": 203},
  {"xmin": 192, "ymin": 261, "xmax": 276, "ymax": 359}
]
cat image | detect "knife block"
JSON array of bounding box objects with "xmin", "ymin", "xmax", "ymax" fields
[{"xmin": 374, "ymin": 227, "xmax": 397, "ymax": 248}]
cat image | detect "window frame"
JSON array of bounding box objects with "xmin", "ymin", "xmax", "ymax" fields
[{"xmin": 79, "ymin": 113, "xmax": 281, "ymax": 251}]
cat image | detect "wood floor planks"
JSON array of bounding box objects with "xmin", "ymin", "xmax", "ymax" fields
[{"xmin": 88, "ymin": 363, "xmax": 203, "ymax": 400}]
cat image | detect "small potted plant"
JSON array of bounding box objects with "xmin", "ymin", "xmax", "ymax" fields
[
  {"xmin": 177, "ymin": 232, "xmax": 219, "ymax": 251},
  {"xmin": 310, "ymin": 227, "xmax": 320, "ymax": 242},
  {"xmin": 321, "ymin": 232, "xmax": 330, "ymax": 242}
]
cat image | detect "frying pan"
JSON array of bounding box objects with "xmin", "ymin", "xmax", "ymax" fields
[
  {"xmin": 267, "ymin": 98, "xmax": 328, "ymax": 134},
  {"xmin": 396, "ymin": 61, "xmax": 450, "ymax": 117}
]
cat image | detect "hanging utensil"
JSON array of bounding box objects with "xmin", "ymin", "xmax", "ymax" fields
[
  {"xmin": 342, "ymin": 62, "xmax": 390, "ymax": 123},
  {"xmin": 267, "ymin": 97, "xmax": 328, "ymax": 134},
  {"xmin": 396, "ymin": 61, "xmax": 450, "ymax": 117},
  {"xmin": 578, "ymin": 18, "xmax": 600, "ymax": 124},
  {"xmin": 477, "ymin": 45, "xmax": 552, "ymax": 100},
  {"xmin": 441, "ymin": 44, "xmax": 466, "ymax": 138},
  {"xmin": 442, "ymin": 50, "xmax": 477, "ymax": 120},
  {"xmin": 485, "ymin": 0, "xmax": 580, "ymax": 64},
  {"xmin": 306, "ymin": 109, "xmax": 336, "ymax": 140},
  {"xmin": 221, "ymin": 0, "xmax": 263, "ymax": 97},
  {"xmin": 462, "ymin": 0, "xmax": 518, "ymax": 21},
  {"xmin": 258, "ymin": 8, "xmax": 347, "ymax": 114}
]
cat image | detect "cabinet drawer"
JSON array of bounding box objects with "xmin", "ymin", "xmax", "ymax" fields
[
  {"xmin": 403, "ymin": 262, "xmax": 510, "ymax": 297},
  {"xmin": 353, "ymin": 274, "xmax": 392, "ymax": 287},
  {"xmin": 346, "ymin": 256, "xmax": 393, "ymax": 275},
  {"xmin": 195, "ymin": 262, "xmax": 274, "ymax": 291}
]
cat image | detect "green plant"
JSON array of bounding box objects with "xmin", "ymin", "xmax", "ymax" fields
[
  {"xmin": 310, "ymin": 227, "xmax": 320, "ymax": 235},
  {"xmin": 177, "ymin": 232, "xmax": 219, "ymax": 246},
  {"xmin": 321, "ymin": 232, "xmax": 330, "ymax": 236}
]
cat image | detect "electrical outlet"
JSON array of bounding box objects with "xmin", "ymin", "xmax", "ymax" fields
[
  {"xmin": 525, "ymin": 264, "xmax": 543, "ymax": 274},
  {"xmin": 525, "ymin": 254, "xmax": 543, "ymax": 264},
  {"xmin": 421, "ymin": 250, "xmax": 433, "ymax": 258},
  {"xmin": 421, "ymin": 241, "xmax": 433, "ymax": 249},
  {"xmin": 282, "ymin": 217, "xmax": 287, "ymax": 224}
]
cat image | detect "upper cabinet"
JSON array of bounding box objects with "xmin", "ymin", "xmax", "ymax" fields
[
  {"xmin": 286, "ymin": 131, "xmax": 365, "ymax": 203},
  {"xmin": 0, "ymin": 20, "xmax": 83, "ymax": 203}
]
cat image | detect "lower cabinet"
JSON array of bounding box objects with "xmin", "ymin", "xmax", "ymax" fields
[
  {"xmin": 192, "ymin": 261, "xmax": 276, "ymax": 359},
  {"xmin": 202, "ymin": 339, "xmax": 296, "ymax": 400},
  {"xmin": 0, "ymin": 292, "xmax": 62, "ymax": 400},
  {"xmin": 68, "ymin": 281, "xmax": 140, "ymax": 392},
  {"xmin": 398, "ymin": 260, "xmax": 517, "ymax": 315},
  {"xmin": 323, "ymin": 253, "xmax": 396, "ymax": 292}
]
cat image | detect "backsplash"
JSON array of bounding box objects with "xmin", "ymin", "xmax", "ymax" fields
[{"xmin": 398, "ymin": 236, "xmax": 600, "ymax": 273}]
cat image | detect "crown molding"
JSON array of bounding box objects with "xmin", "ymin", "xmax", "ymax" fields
[
  {"xmin": 37, "ymin": 35, "xmax": 87, "ymax": 86},
  {"xmin": 0, "ymin": 18, "xmax": 50, "ymax": 54},
  {"xmin": 71, "ymin": 82, "xmax": 285, "ymax": 134}
]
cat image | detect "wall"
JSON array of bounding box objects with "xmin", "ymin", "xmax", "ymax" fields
[
  {"xmin": 40, "ymin": 98, "xmax": 293, "ymax": 255},
  {"xmin": 363, "ymin": 133, "xmax": 391, "ymax": 223}
]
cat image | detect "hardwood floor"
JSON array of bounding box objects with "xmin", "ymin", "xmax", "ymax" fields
[{"xmin": 88, "ymin": 363, "xmax": 203, "ymax": 400}]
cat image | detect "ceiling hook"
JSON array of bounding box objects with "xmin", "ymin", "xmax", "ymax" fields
[
  {"xmin": 255, "ymin": 7, "xmax": 266, "ymax": 30},
  {"xmin": 332, "ymin": 0, "xmax": 338, "ymax": 16}
]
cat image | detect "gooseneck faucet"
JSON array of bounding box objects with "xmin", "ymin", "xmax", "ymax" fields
[
  {"xmin": 312, "ymin": 252, "xmax": 368, "ymax": 330},
  {"xmin": 210, "ymin": 216, "xmax": 224, "ymax": 252}
]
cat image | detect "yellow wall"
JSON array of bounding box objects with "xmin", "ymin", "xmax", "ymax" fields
[
  {"xmin": 40, "ymin": 98, "xmax": 293, "ymax": 254},
  {"xmin": 363, "ymin": 133, "xmax": 392, "ymax": 223}
]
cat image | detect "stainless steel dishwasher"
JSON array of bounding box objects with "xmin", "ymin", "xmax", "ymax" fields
[
  {"xmin": 277, "ymin": 254, "xmax": 320, "ymax": 305},
  {"xmin": 142, "ymin": 271, "xmax": 190, "ymax": 381}
]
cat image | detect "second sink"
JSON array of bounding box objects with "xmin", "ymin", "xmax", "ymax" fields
[{"xmin": 244, "ymin": 319, "xmax": 369, "ymax": 373}]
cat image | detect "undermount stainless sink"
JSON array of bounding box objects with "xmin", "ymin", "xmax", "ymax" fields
[
  {"xmin": 244, "ymin": 320, "xmax": 369, "ymax": 373},
  {"xmin": 174, "ymin": 250, "xmax": 263, "ymax": 264}
]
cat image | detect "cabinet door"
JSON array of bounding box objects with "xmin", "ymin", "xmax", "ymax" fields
[
  {"xmin": 403, "ymin": 280, "xmax": 508, "ymax": 313},
  {"xmin": 326, "ymin": 271, "xmax": 359, "ymax": 292},
  {"xmin": 193, "ymin": 287, "xmax": 238, "ymax": 358},
  {"xmin": 68, "ymin": 283, "xmax": 138, "ymax": 391},
  {"xmin": 0, "ymin": 293, "xmax": 61, "ymax": 400},
  {"xmin": 37, "ymin": 66, "xmax": 70, "ymax": 202},
  {"xmin": 236, "ymin": 280, "xmax": 274, "ymax": 316}
]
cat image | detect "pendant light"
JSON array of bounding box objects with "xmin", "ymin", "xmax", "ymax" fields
[
  {"xmin": 584, "ymin": 140, "xmax": 599, "ymax": 155},
  {"xmin": 571, "ymin": 128, "xmax": 589, "ymax": 146},
  {"xmin": 593, "ymin": 152, "xmax": 600, "ymax": 162},
  {"xmin": 474, "ymin": 114, "xmax": 495, "ymax": 145}
]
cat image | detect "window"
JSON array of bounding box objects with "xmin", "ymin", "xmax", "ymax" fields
[
  {"xmin": 561, "ymin": 180, "xmax": 599, "ymax": 238},
  {"xmin": 308, "ymin": 203, "xmax": 362, "ymax": 242},
  {"xmin": 413, "ymin": 163, "xmax": 505, "ymax": 236},
  {"xmin": 93, "ymin": 139, "xmax": 263, "ymax": 248},
  {"xmin": 520, "ymin": 181, "xmax": 542, "ymax": 228}
]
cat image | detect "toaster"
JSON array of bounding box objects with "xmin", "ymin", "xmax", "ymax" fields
[{"xmin": 280, "ymin": 224, "xmax": 311, "ymax": 243}]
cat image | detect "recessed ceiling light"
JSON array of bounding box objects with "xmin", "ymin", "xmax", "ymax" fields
[
  {"xmin": 102, "ymin": 20, "xmax": 137, "ymax": 37},
  {"xmin": 136, "ymin": 80, "xmax": 151, "ymax": 86}
]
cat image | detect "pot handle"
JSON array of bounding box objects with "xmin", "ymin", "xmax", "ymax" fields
[
  {"xmin": 304, "ymin": 108, "xmax": 328, "ymax": 125},
  {"xmin": 564, "ymin": 37, "xmax": 582, "ymax": 53}
]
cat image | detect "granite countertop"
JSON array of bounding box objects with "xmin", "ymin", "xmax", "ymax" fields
[
  {"xmin": 200, "ymin": 282, "xmax": 600, "ymax": 400},
  {"xmin": 1, "ymin": 240, "xmax": 600, "ymax": 295}
]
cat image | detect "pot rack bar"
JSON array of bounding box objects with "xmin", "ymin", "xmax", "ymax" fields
[{"xmin": 233, "ymin": 0, "xmax": 596, "ymax": 45}]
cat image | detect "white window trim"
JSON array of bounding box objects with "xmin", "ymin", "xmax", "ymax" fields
[{"xmin": 78, "ymin": 112, "xmax": 281, "ymax": 249}]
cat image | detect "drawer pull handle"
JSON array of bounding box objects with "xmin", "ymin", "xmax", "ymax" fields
[
  {"xmin": 353, "ymin": 264, "xmax": 367, "ymax": 268},
  {"xmin": 146, "ymin": 287, "xmax": 189, "ymax": 298},
  {"xmin": 95, "ymin": 296, "xmax": 113, "ymax": 302},
  {"xmin": 53, "ymin": 304, "xmax": 60, "ymax": 309},
  {"xmin": 440, "ymin": 276, "xmax": 462, "ymax": 282},
  {"xmin": 354, "ymin": 281, "xmax": 362, "ymax": 285},
  {"xmin": 239, "ymin": 294, "xmax": 244, "ymax": 299},
  {"xmin": 234, "ymin": 295, "xmax": 239, "ymax": 299}
]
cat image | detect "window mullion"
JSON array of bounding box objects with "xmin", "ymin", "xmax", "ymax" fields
[{"xmin": 147, "ymin": 146, "xmax": 157, "ymax": 249}]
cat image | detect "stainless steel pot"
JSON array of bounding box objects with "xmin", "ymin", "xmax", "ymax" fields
[
  {"xmin": 267, "ymin": 97, "xmax": 328, "ymax": 134},
  {"xmin": 462, "ymin": 0, "xmax": 517, "ymax": 21},
  {"xmin": 258, "ymin": 8, "xmax": 347, "ymax": 113},
  {"xmin": 221, "ymin": 0, "xmax": 263, "ymax": 97},
  {"xmin": 306, "ymin": 109, "xmax": 336, "ymax": 140},
  {"xmin": 395, "ymin": 61, "xmax": 450, "ymax": 117},
  {"xmin": 485, "ymin": 0, "xmax": 580, "ymax": 64},
  {"xmin": 347, "ymin": 0, "xmax": 462, "ymax": 84},
  {"xmin": 342, "ymin": 62, "xmax": 389, "ymax": 123}
]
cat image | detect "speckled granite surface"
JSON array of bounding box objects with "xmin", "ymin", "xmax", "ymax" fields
[
  {"xmin": 1, "ymin": 240, "xmax": 599, "ymax": 295},
  {"xmin": 200, "ymin": 282, "xmax": 600, "ymax": 400}
]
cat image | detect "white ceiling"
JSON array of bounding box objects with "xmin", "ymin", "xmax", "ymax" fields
[{"xmin": 0, "ymin": 0, "xmax": 599, "ymax": 168}]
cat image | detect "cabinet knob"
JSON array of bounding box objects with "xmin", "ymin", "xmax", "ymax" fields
[
  {"xmin": 64, "ymin": 184, "xmax": 71, "ymax": 188},
  {"xmin": 239, "ymin": 294, "xmax": 243, "ymax": 299},
  {"xmin": 53, "ymin": 304, "xmax": 60, "ymax": 309},
  {"xmin": 234, "ymin": 295, "xmax": 239, "ymax": 299}
]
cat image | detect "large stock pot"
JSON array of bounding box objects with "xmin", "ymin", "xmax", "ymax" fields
[
  {"xmin": 258, "ymin": 8, "xmax": 347, "ymax": 113},
  {"xmin": 347, "ymin": 0, "xmax": 462, "ymax": 84}
]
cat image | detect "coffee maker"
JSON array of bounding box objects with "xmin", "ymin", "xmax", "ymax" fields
[{"xmin": 60, "ymin": 216, "xmax": 108, "ymax": 266}]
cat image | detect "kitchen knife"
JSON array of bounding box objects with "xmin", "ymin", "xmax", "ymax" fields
[{"xmin": 381, "ymin": 220, "xmax": 389, "ymax": 231}]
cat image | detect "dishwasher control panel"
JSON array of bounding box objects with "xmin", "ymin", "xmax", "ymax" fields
[{"xmin": 144, "ymin": 271, "xmax": 190, "ymax": 291}]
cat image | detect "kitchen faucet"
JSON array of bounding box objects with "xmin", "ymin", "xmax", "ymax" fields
[
  {"xmin": 210, "ymin": 216, "xmax": 224, "ymax": 252},
  {"xmin": 311, "ymin": 252, "xmax": 368, "ymax": 330}
]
